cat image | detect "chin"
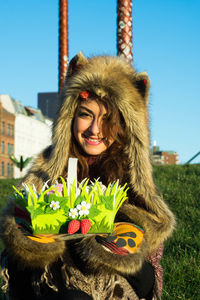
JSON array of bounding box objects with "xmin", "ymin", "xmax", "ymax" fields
[
  {"xmin": 84, "ymin": 149, "xmax": 105, "ymax": 156},
  {"xmin": 82, "ymin": 145, "xmax": 107, "ymax": 156}
]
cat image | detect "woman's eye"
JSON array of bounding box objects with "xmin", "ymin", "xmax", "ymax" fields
[{"xmin": 78, "ymin": 112, "xmax": 91, "ymax": 118}]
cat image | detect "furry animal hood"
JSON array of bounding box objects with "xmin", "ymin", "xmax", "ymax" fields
[
  {"xmin": 25, "ymin": 53, "xmax": 157, "ymax": 204},
  {"xmin": 21, "ymin": 51, "xmax": 175, "ymax": 256}
]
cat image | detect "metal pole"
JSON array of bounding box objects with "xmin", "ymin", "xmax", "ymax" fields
[
  {"xmin": 185, "ymin": 151, "xmax": 200, "ymax": 164},
  {"xmin": 117, "ymin": 0, "xmax": 133, "ymax": 64},
  {"xmin": 59, "ymin": 0, "xmax": 69, "ymax": 92}
]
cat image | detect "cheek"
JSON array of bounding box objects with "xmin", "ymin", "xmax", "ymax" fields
[{"xmin": 73, "ymin": 118, "xmax": 88, "ymax": 137}]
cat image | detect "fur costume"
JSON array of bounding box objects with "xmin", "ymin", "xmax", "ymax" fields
[{"xmin": 0, "ymin": 53, "xmax": 175, "ymax": 299}]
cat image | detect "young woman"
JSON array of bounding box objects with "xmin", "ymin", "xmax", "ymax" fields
[{"xmin": 0, "ymin": 53, "xmax": 175, "ymax": 300}]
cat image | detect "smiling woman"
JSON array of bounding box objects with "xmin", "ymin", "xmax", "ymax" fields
[
  {"xmin": 73, "ymin": 99, "xmax": 113, "ymax": 156},
  {"xmin": 0, "ymin": 52, "xmax": 175, "ymax": 300},
  {"xmin": 70, "ymin": 91, "xmax": 127, "ymax": 182}
]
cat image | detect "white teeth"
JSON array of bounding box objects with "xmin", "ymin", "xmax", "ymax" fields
[{"xmin": 87, "ymin": 138, "xmax": 101, "ymax": 142}]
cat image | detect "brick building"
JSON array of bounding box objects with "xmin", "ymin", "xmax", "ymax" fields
[
  {"xmin": 151, "ymin": 143, "xmax": 179, "ymax": 165},
  {"xmin": 0, "ymin": 95, "xmax": 52, "ymax": 178},
  {"xmin": 0, "ymin": 102, "xmax": 15, "ymax": 178}
]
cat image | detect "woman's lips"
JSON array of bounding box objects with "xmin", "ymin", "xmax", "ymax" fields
[{"xmin": 84, "ymin": 137, "xmax": 104, "ymax": 145}]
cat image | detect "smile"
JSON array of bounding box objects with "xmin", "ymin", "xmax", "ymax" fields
[{"xmin": 84, "ymin": 137, "xmax": 104, "ymax": 145}]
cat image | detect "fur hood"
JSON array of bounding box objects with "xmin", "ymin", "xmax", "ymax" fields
[
  {"xmin": 25, "ymin": 53, "xmax": 156, "ymax": 197},
  {"xmin": 1, "ymin": 53, "xmax": 175, "ymax": 284}
]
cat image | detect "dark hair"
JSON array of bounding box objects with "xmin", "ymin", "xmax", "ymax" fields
[{"xmin": 66, "ymin": 96, "xmax": 129, "ymax": 185}]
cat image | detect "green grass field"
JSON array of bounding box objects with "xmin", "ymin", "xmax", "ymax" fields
[
  {"xmin": 153, "ymin": 165, "xmax": 200, "ymax": 299},
  {"xmin": 0, "ymin": 165, "xmax": 199, "ymax": 299}
]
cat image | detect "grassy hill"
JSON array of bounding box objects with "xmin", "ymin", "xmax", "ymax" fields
[
  {"xmin": 0, "ymin": 165, "xmax": 199, "ymax": 299},
  {"xmin": 153, "ymin": 164, "xmax": 200, "ymax": 299},
  {"xmin": 0, "ymin": 178, "xmax": 19, "ymax": 211}
]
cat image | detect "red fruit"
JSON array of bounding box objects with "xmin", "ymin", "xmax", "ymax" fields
[
  {"xmin": 68, "ymin": 220, "xmax": 80, "ymax": 234},
  {"xmin": 80, "ymin": 219, "xmax": 91, "ymax": 235}
]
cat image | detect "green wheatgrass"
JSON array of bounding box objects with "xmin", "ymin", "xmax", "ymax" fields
[{"xmin": 12, "ymin": 177, "xmax": 129, "ymax": 234}]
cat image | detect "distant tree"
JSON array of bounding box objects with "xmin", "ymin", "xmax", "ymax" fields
[{"xmin": 10, "ymin": 155, "xmax": 32, "ymax": 177}]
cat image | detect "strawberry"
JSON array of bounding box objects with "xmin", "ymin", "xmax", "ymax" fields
[
  {"xmin": 80, "ymin": 219, "xmax": 91, "ymax": 235},
  {"xmin": 68, "ymin": 220, "xmax": 80, "ymax": 234}
]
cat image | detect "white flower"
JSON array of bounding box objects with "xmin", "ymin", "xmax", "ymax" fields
[
  {"xmin": 88, "ymin": 180, "xmax": 107, "ymax": 194},
  {"xmin": 50, "ymin": 201, "xmax": 60, "ymax": 210},
  {"xmin": 85, "ymin": 185, "xmax": 91, "ymax": 194},
  {"xmin": 68, "ymin": 208, "xmax": 78, "ymax": 219},
  {"xmin": 77, "ymin": 201, "xmax": 91, "ymax": 216},
  {"xmin": 98, "ymin": 181, "xmax": 107, "ymax": 194}
]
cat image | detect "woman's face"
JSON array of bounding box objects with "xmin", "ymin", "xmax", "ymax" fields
[{"xmin": 73, "ymin": 99, "xmax": 114, "ymax": 156}]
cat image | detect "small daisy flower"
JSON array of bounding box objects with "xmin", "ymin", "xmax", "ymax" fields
[
  {"xmin": 50, "ymin": 200, "xmax": 60, "ymax": 210},
  {"xmin": 68, "ymin": 208, "xmax": 78, "ymax": 219},
  {"xmin": 77, "ymin": 201, "xmax": 91, "ymax": 216}
]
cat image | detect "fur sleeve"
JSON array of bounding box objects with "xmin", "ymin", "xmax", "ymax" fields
[
  {"xmin": 119, "ymin": 198, "xmax": 175, "ymax": 254},
  {"xmin": 72, "ymin": 197, "xmax": 175, "ymax": 276},
  {"xmin": 0, "ymin": 202, "xmax": 65, "ymax": 269}
]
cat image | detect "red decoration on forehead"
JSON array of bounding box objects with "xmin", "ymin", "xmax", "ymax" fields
[
  {"xmin": 143, "ymin": 79, "xmax": 147, "ymax": 85},
  {"xmin": 79, "ymin": 91, "xmax": 90, "ymax": 100}
]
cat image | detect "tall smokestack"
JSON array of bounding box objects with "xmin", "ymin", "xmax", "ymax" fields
[
  {"xmin": 117, "ymin": 0, "xmax": 133, "ymax": 64},
  {"xmin": 153, "ymin": 140, "xmax": 157, "ymax": 154},
  {"xmin": 59, "ymin": 0, "xmax": 69, "ymax": 92}
]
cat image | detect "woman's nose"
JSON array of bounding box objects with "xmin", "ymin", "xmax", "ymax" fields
[{"xmin": 89, "ymin": 118, "xmax": 101, "ymax": 135}]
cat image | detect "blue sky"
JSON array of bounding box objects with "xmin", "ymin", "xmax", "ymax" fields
[{"xmin": 1, "ymin": 0, "xmax": 200, "ymax": 164}]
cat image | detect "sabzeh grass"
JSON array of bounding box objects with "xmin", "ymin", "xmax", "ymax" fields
[
  {"xmin": 0, "ymin": 164, "xmax": 199, "ymax": 299},
  {"xmin": 11, "ymin": 177, "xmax": 128, "ymax": 234}
]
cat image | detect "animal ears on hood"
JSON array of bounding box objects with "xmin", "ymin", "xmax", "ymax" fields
[
  {"xmin": 134, "ymin": 72, "xmax": 150, "ymax": 103},
  {"xmin": 66, "ymin": 52, "xmax": 150, "ymax": 103},
  {"xmin": 67, "ymin": 51, "xmax": 88, "ymax": 77}
]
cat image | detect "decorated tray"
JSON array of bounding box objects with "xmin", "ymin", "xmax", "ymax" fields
[{"xmin": 12, "ymin": 158, "xmax": 128, "ymax": 236}]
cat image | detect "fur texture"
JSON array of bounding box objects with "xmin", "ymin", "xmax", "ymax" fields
[
  {"xmin": 0, "ymin": 203, "xmax": 65, "ymax": 268},
  {"xmin": 0, "ymin": 53, "xmax": 175, "ymax": 299}
]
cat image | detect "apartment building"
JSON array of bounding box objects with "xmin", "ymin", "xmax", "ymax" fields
[
  {"xmin": 0, "ymin": 102, "xmax": 15, "ymax": 178},
  {"xmin": 0, "ymin": 95, "xmax": 52, "ymax": 178},
  {"xmin": 151, "ymin": 142, "xmax": 179, "ymax": 165}
]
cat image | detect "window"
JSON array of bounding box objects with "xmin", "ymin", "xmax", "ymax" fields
[
  {"xmin": 7, "ymin": 124, "xmax": 10, "ymax": 136},
  {"xmin": 7, "ymin": 163, "xmax": 10, "ymax": 177},
  {"xmin": 1, "ymin": 161, "xmax": 4, "ymax": 176},
  {"xmin": 10, "ymin": 125, "xmax": 14, "ymax": 137},
  {"xmin": 11, "ymin": 144, "xmax": 13, "ymax": 154},
  {"xmin": 8, "ymin": 144, "xmax": 14, "ymax": 155},
  {"xmin": 7, "ymin": 163, "xmax": 13, "ymax": 178},
  {"xmin": 1, "ymin": 122, "xmax": 5, "ymax": 134},
  {"xmin": 10, "ymin": 164, "xmax": 13, "ymax": 177},
  {"xmin": 1, "ymin": 141, "xmax": 5, "ymax": 154}
]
